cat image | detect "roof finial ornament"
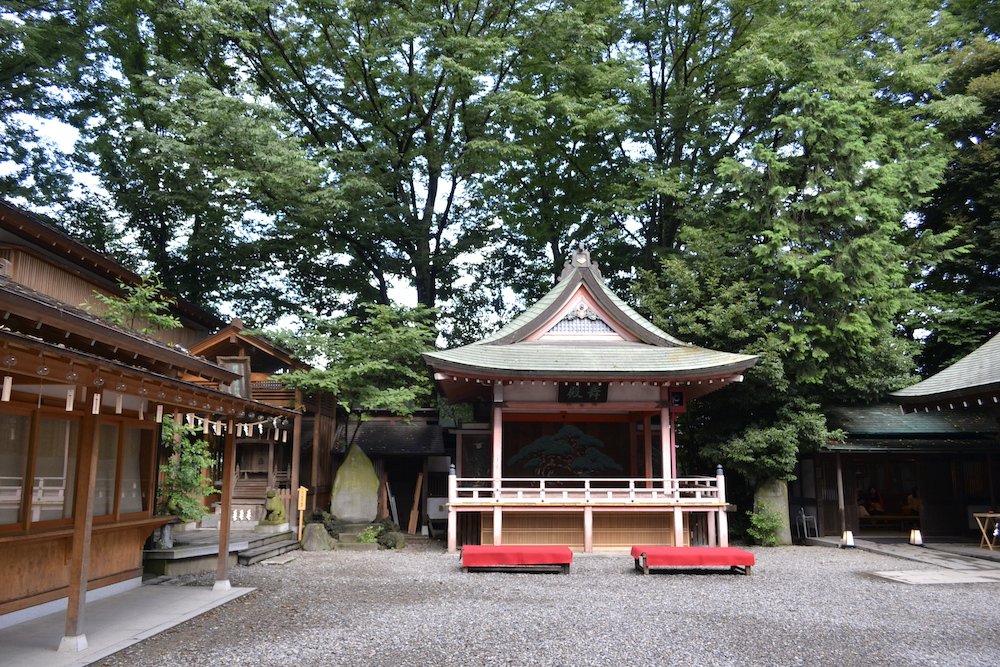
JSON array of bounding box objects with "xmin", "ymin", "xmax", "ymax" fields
[{"xmin": 559, "ymin": 241, "xmax": 601, "ymax": 280}]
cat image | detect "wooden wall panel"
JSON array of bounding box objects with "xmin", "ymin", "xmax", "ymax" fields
[
  {"xmin": 592, "ymin": 512, "xmax": 684, "ymax": 547},
  {"xmin": 0, "ymin": 535, "xmax": 72, "ymax": 604},
  {"xmin": 481, "ymin": 513, "xmax": 585, "ymax": 548},
  {"xmin": 0, "ymin": 523, "xmax": 155, "ymax": 615},
  {"xmin": 0, "ymin": 248, "xmax": 207, "ymax": 348}
]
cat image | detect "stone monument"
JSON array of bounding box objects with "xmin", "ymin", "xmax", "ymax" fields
[{"xmin": 329, "ymin": 444, "xmax": 379, "ymax": 522}]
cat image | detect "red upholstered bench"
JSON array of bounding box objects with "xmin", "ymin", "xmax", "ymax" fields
[
  {"xmin": 631, "ymin": 546, "xmax": 755, "ymax": 575},
  {"xmin": 461, "ymin": 545, "xmax": 574, "ymax": 574}
]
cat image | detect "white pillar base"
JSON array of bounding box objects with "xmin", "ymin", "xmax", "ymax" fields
[
  {"xmin": 213, "ymin": 579, "xmax": 232, "ymax": 592},
  {"xmin": 58, "ymin": 634, "xmax": 88, "ymax": 652}
]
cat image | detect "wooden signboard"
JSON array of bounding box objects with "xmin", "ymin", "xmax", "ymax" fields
[{"xmin": 558, "ymin": 382, "xmax": 608, "ymax": 403}]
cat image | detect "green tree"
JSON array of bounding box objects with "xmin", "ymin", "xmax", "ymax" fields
[
  {"xmin": 157, "ymin": 415, "xmax": 219, "ymax": 522},
  {"xmin": 88, "ymin": 272, "xmax": 183, "ymax": 335},
  {"xmin": 267, "ymin": 303, "xmax": 437, "ymax": 448},
  {"xmin": 68, "ymin": 0, "xmax": 323, "ymax": 318},
  {"xmin": 148, "ymin": 0, "xmax": 540, "ymax": 312},
  {"xmin": 635, "ymin": 0, "xmax": 970, "ymax": 489},
  {"xmin": 911, "ymin": 6, "xmax": 1000, "ymax": 374},
  {"xmin": 0, "ymin": 1, "xmax": 88, "ymax": 200}
]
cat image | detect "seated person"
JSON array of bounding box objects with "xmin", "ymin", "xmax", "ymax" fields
[
  {"xmin": 902, "ymin": 488, "xmax": 921, "ymax": 514},
  {"xmin": 864, "ymin": 486, "xmax": 884, "ymax": 515},
  {"xmin": 857, "ymin": 491, "xmax": 870, "ymax": 518}
]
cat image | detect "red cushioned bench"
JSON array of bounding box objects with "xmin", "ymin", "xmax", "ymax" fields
[
  {"xmin": 631, "ymin": 546, "xmax": 755, "ymax": 576},
  {"xmin": 461, "ymin": 545, "xmax": 573, "ymax": 574}
]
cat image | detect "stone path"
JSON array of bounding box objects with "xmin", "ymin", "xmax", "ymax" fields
[{"xmin": 853, "ymin": 539, "xmax": 1000, "ymax": 584}]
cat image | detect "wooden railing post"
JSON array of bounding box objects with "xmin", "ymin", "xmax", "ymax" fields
[
  {"xmin": 716, "ymin": 464, "xmax": 729, "ymax": 547},
  {"xmin": 447, "ymin": 465, "xmax": 457, "ymax": 553}
]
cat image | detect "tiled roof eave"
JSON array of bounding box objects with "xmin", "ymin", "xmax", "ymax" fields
[
  {"xmin": 423, "ymin": 354, "xmax": 757, "ymax": 381},
  {"xmin": 890, "ymin": 382, "xmax": 1000, "ymax": 405}
]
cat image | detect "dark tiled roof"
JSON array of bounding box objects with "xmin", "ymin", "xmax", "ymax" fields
[
  {"xmin": 826, "ymin": 404, "xmax": 997, "ymax": 436},
  {"xmin": 354, "ymin": 421, "xmax": 445, "ymax": 457},
  {"xmin": 891, "ymin": 332, "xmax": 1000, "ymax": 404}
]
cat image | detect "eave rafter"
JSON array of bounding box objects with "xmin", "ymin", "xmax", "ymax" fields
[{"xmin": 0, "ymin": 331, "xmax": 294, "ymax": 419}]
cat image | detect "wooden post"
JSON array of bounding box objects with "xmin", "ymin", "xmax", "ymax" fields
[
  {"xmin": 717, "ymin": 464, "xmax": 729, "ymax": 548},
  {"xmin": 214, "ymin": 419, "xmax": 236, "ymax": 591},
  {"xmin": 836, "ymin": 452, "xmax": 846, "ymax": 534},
  {"xmin": 290, "ymin": 390, "xmax": 302, "ymax": 529},
  {"xmin": 643, "ymin": 415, "xmax": 652, "ymax": 489},
  {"xmin": 408, "ymin": 472, "xmax": 423, "ymax": 535},
  {"xmin": 660, "ymin": 406, "xmax": 672, "ymax": 486},
  {"xmin": 673, "ymin": 508, "xmax": 684, "ymax": 547},
  {"xmin": 492, "ymin": 384, "xmax": 503, "ymax": 547},
  {"xmin": 59, "ymin": 414, "xmax": 100, "ymax": 652},
  {"xmin": 492, "ymin": 385, "xmax": 503, "ymax": 493},
  {"xmin": 310, "ymin": 400, "xmax": 324, "ymax": 510},
  {"xmin": 297, "ymin": 486, "xmax": 308, "ymax": 542},
  {"xmin": 447, "ymin": 465, "xmax": 457, "ymax": 553},
  {"xmin": 377, "ymin": 470, "xmax": 388, "ymax": 520},
  {"xmin": 584, "ymin": 506, "xmax": 594, "ymax": 552},
  {"xmin": 492, "ymin": 505, "xmax": 503, "ymax": 546}
]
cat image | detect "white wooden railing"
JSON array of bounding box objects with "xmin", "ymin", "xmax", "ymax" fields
[{"xmin": 450, "ymin": 473, "xmax": 725, "ymax": 506}]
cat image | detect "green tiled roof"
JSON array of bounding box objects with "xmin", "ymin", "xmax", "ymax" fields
[
  {"xmin": 427, "ymin": 248, "xmax": 757, "ymax": 379},
  {"xmin": 425, "ymin": 341, "xmax": 755, "ymax": 378},
  {"xmin": 822, "ymin": 404, "xmax": 997, "ymax": 453},
  {"xmin": 826, "ymin": 404, "xmax": 996, "ymax": 436},
  {"xmin": 891, "ymin": 332, "xmax": 1000, "ymax": 404}
]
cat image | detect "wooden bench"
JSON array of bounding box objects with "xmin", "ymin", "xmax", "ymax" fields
[
  {"xmin": 631, "ymin": 546, "xmax": 755, "ymax": 575},
  {"xmin": 461, "ymin": 545, "xmax": 573, "ymax": 574}
]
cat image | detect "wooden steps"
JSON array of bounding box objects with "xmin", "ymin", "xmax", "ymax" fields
[
  {"xmin": 238, "ymin": 533, "xmax": 301, "ymax": 565},
  {"xmin": 144, "ymin": 529, "xmax": 300, "ymax": 574}
]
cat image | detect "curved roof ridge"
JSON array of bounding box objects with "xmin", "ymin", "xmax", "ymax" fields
[{"xmin": 479, "ymin": 246, "xmax": 687, "ymax": 347}]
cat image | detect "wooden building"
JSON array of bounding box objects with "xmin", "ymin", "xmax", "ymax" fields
[
  {"xmin": 792, "ymin": 331, "xmax": 1000, "ymax": 540},
  {"xmin": 0, "ymin": 201, "xmax": 294, "ymax": 650},
  {"xmin": 424, "ymin": 247, "xmax": 758, "ymax": 552},
  {"xmin": 888, "ymin": 332, "xmax": 1000, "ymax": 533},
  {"xmin": 351, "ymin": 409, "xmax": 446, "ymax": 534},
  {"xmin": 792, "ymin": 404, "xmax": 997, "ymax": 538},
  {"xmin": 185, "ymin": 319, "xmax": 338, "ymax": 520}
]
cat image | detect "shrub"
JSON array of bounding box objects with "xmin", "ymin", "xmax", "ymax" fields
[
  {"xmin": 746, "ymin": 503, "xmax": 782, "ymax": 547},
  {"xmin": 357, "ymin": 524, "xmax": 383, "ymax": 543},
  {"xmin": 157, "ymin": 418, "xmax": 219, "ymax": 522}
]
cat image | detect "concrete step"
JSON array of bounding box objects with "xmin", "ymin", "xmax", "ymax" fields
[
  {"xmin": 238, "ymin": 539, "xmax": 301, "ymax": 565},
  {"xmin": 246, "ymin": 530, "xmax": 296, "ymax": 549}
]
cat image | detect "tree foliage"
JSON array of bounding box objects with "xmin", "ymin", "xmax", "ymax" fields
[
  {"xmin": 3, "ymin": 0, "xmax": 992, "ymax": 488},
  {"xmin": 911, "ymin": 5, "xmax": 1000, "ymax": 375},
  {"xmin": 636, "ymin": 0, "xmax": 967, "ymax": 483},
  {"xmin": 88, "ymin": 272, "xmax": 183, "ymax": 335},
  {"xmin": 157, "ymin": 415, "xmax": 219, "ymax": 522},
  {"xmin": 267, "ymin": 303, "xmax": 437, "ymax": 448},
  {"xmin": 0, "ymin": 1, "xmax": 90, "ymax": 200}
]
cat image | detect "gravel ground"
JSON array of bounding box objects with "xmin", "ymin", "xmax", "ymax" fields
[{"xmin": 94, "ymin": 543, "xmax": 1000, "ymax": 667}]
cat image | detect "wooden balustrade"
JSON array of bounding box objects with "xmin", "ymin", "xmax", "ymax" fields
[{"xmin": 450, "ymin": 476, "xmax": 723, "ymax": 506}]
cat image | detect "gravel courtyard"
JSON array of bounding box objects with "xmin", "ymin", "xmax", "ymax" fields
[{"xmin": 94, "ymin": 544, "xmax": 1000, "ymax": 667}]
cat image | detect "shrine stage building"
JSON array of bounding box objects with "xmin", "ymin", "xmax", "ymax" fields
[{"xmin": 424, "ymin": 248, "xmax": 757, "ymax": 552}]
